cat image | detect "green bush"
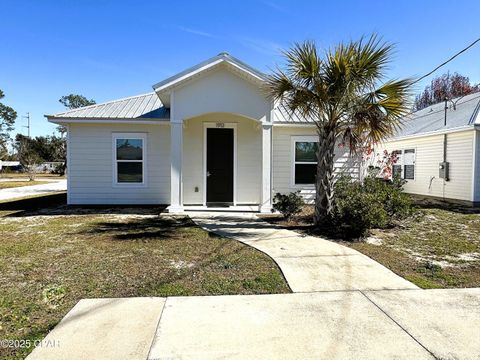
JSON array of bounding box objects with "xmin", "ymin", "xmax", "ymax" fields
[
  {"xmin": 273, "ymin": 191, "xmax": 305, "ymax": 220},
  {"xmin": 52, "ymin": 163, "xmax": 66, "ymax": 176},
  {"xmin": 333, "ymin": 175, "xmax": 412, "ymax": 238}
]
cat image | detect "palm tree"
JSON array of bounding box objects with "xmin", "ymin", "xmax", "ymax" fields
[{"xmin": 267, "ymin": 36, "xmax": 412, "ymax": 226}]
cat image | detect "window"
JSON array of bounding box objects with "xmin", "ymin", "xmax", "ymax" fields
[
  {"xmin": 403, "ymin": 149, "xmax": 415, "ymax": 180},
  {"xmin": 113, "ymin": 133, "xmax": 146, "ymax": 185},
  {"xmin": 392, "ymin": 150, "xmax": 402, "ymax": 178},
  {"xmin": 292, "ymin": 137, "xmax": 318, "ymax": 185},
  {"xmin": 392, "ymin": 149, "xmax": 415, "ymax": 180}
]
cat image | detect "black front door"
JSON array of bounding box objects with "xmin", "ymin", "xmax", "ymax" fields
[{"xmin": 206, "ymin": 128, "xmax": 234, "ymax": 204}]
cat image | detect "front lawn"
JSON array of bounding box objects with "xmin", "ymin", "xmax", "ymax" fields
[
  {"xmin": 348, "ymin": 207, "xmax": 480, "ymax": 288},
  {"xmin": 0, "ymin": 203, "xmax": 289, "ymax": 359},
  {"xmin": 0, "ymin": 181, "xmax": 49, "ymax": 189},
  {"xmin": 261, "ymin": 204, "xmax": 480, "ymax": 289}
]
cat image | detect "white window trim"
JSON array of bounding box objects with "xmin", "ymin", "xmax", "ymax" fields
[
  {"xmin": 291, "ymin": 136, "xmax": 318, "ymax": 188},
  {"xmin": 112, "ymin": 132, "xmax": 147, "ymax": 187},
  {"xmin": 392, "ymin": 148, "xmax": 416, "ymax": 181}
]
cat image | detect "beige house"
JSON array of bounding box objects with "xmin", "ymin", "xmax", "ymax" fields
[
  {"xmin": 379, "ymin": 93, "xmax": 480, "ymax": 205},
  {"xmin": 46, "ymin": 53, "xmax": 358, "ymax": 212}
]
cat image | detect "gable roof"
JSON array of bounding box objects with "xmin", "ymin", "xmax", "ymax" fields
[
  {"xmin": 393, "ymin": 92, "xmax": 480, "ymax": 138},
  {"xmin": 152, "ymin": 52, "xmax": 267, "ymax": 95},
  {"xmin": 47, "ymin": 92, "xmax": 169, "ymax": 120}
]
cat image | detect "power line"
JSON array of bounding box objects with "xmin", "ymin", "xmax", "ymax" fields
[{"xmin": 412, "ymin": 37, "xmax": 480, "ymax": 85}]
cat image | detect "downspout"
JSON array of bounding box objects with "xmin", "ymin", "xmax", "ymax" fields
[{"xmin": 442, "ymin": 98, "xmax": 449, "ymax": 200}]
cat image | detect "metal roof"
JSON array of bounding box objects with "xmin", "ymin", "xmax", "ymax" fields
[
  {"xmin": 274, "ymin": 92, "xmax": 480, "ymax": 130},
  {"xmin": 393, "ymin": 92, "xmax": 480, "ymax": 138},
  {"xmin": 274, "ymin": 104, "xmax": 315, "ymax": 124},
  {"xmin": 48, "ymin": 92, "xmax": 169, "ymax": 120}
]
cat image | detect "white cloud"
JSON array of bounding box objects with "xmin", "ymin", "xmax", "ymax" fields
[
  {"xmin": 261, "ymin": 1, "xmax": 287, "ymax": 13},
  {"xmin": 237, "ymin": 37, "xmax": 284, "ymax": 56},
  {"xmin": 177, "ymin": 26, "xmax": 218, "ymax": 39}
]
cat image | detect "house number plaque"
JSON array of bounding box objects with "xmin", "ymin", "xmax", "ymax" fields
[{"xmin": 215, "ymin": 123, "xmax": 225, "ymax": 128}]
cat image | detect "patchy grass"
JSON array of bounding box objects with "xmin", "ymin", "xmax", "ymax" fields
[
  {"xmin": 0, "ymin": 204, "xmax": 289, "ymax": 359},
  {"xmin": 262, "ymin": 205, "xmax": 480, "ymax": 289},
  {"xmin": 0, "ymin": 181, "xmax": 49, "ymax": 189},
  {"xmin": 347, "ymin": 208, "xmax": 480, "ymax": 289}
]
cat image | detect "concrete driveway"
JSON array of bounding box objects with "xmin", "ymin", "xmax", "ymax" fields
[
  {"xmin": 28, "ymin": 289, "xmax": 480, "ymax": 359},
  {"xmin": 27, "ymin": 212, "xmax": 480, "ymax": 359},
  {"xmin": 0, "ymin": 179, "xmax": 66, "ymax": 201}
]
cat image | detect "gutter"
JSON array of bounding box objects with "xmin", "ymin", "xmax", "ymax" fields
[
  {"xmin": 387, "ymin": 125, "xmax": 475, "ymax": 142},
  {"xmin": 45, "ymin": 116, "xmax": 169, "ymax": 125}
]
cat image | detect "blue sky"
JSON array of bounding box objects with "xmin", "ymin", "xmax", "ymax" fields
[{"xmin": 2, "ymin": 0, "xmax": 480, "ymax": 138}]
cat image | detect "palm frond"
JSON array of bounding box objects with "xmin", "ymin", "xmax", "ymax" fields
[
  {"xmin": 351, "ymin": 34, "xmax": 393, "ymax": 85},
  {"xmin": 266, "ymin": 36, "xmax": 413, "ymax": 141},
  {"xmin": 283, "ymin": 41, "xmax": 322, "ymax": 87}
]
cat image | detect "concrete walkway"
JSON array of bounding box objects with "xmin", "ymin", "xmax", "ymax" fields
[
  {"xmin": 189, "ymin": 212, "xmax": 418, "ymax": 292},
  {"xmin": 0, "ymin": 179, "xmax": 66, "ymax": 201},
  {"xmin": 27, "ymin": 212, "xmax": 480, "ymax": 359}
]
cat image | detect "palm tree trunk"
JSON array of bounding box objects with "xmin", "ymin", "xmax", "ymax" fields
[{"xmin": 314, "ymin": 124, "xmax": 336, "ymax": 227}]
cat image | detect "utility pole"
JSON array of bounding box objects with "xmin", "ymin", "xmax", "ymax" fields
[{"xmin": 22, "ymin": 112, "xmax": 30, "ymax": 137}]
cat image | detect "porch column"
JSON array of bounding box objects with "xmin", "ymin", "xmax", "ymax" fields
[
  {"xmin": 259, "ymin": 124, "xmax": 273, "ymax": 213},
  {"xmin": 167, "ymin": 119, "xmax": 184, "ymax": 213}
]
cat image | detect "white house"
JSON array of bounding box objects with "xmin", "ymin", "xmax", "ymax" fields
[
  {"xmin": 0, "ymin": 160, "xmax": 21, "ymax": 171},
  {"xmin": 47, "ymin": 53, "xmax": 359, "ymax": 212},
  {"xmin": 380, "ymin": 92, "xmax": 480, "ymax": 205}
]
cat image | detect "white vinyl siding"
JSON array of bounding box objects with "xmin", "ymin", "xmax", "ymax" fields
[
  {"xmin": 68, "ymin": 123, "xmax": 170, "ymax": 204},
  {"xmin": 272, "ymin": 127, "xmax": 361, "ymax": 203},
  {"xmin": 473, "ymin": 130, "xmax": 480, "ymax": 202},
  {"xmin": 381, "ymin": 130, "xmax": 475, "ymax": 201}
]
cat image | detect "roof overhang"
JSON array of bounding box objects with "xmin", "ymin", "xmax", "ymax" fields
[
  {"xmin": 152, "ymin": 53, "xmax": 267, "ymax": 106},
  {"xmin": 386, "ymin": 125, "xmax": 475, "ymax": 142},
  {"xmin": 45, "ymin": 116, "xmax": 169, "ymax": 125}
]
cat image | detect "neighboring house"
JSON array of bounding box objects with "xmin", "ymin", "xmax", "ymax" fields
[
  {"xmin": 0, "ymin": 160, "xmax": 21, "ymax": 172},
  {"xmin": 46, "ymin": 53, "xmax": 359, "ymax": 211},
  {"xmin": 379, "ymin": 92, "xmax": 480, "ymax": 205},
  {"xmin": 34, "ymin": 162, "xmax": 64, "ymax": 173}
]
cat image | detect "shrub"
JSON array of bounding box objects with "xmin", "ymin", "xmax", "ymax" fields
[
  {"xmin": 362, "ymin": 175, "xmax": 412, "ymax": 219},
  {"xmin": 273, "ymin": 191, "xmax": 305, "ymax": 220},
  {"xmin": 53, "ymin": 163, "xmax": 66, "ymax": 176},
  {"xmin": 332, "ymin": 175, "xmax": 412, "ymax": 238}
]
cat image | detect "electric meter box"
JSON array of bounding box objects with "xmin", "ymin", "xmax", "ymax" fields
[{"xmin": 439, "ymin": 162, "xmax": 449, "ymax": 180}]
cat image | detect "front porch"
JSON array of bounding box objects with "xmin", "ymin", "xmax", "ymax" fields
[
  {"xmin": 150, "ymin": 53, "xmax": 277, "ymax": 214},
  {"xmin": 167, "ymin": 112, "xmax": 273, "ymax": 213}
]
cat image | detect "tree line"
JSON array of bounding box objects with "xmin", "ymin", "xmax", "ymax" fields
[{"xmin": 0, "ymin": 94, "xmax": 96, "ymax": 177}]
